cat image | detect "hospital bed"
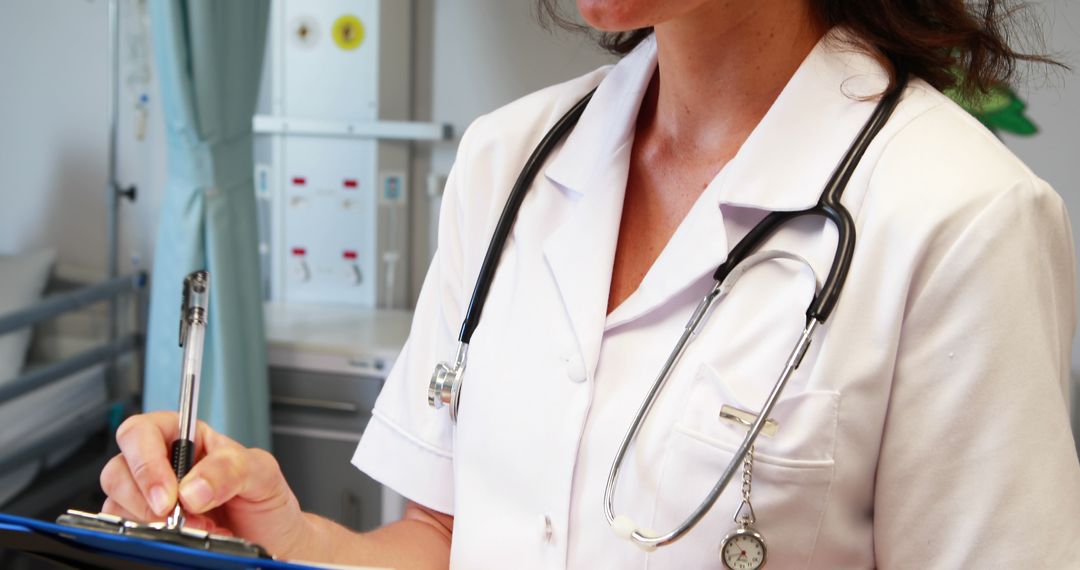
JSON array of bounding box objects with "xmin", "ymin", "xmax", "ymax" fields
[{"xmin": 0, "ymin": 270, "xmax": 146, "ymax": 517}]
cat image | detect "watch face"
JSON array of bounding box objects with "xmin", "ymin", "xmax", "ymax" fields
[{"xmin": 720, "ymin": 529, "xmax": 766, "ymax": 570}]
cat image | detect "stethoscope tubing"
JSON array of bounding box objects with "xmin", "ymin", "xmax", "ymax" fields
[
  {"xmin": 604, "ymin": 315, "xmax": 820, "ymax": 549},
  {"xmin": 604, "ymin": 71, "xmax": 910, "ymax": 549},
  {"xmin": 457, "ymin": 90, "xmax": 597, "ymax": 345},
  {"xmin": 432, "ymin": 63, "xmax": 911, "ymax": 551},
  {"xmin": 715, "ymin": 72, "xmax": 907, "ymax": 323},
  {"xmin": 433, "ymin": 91, "xmax": 596, "ymax": 421}
]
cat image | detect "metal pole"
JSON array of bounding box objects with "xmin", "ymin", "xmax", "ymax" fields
[
  {"xmin": 107, "ymin": 0, "xmax": 120, "ymax": 285},
  {"xmin": 106, "ymin": 0, "xmax": 122, "ymax": 400}
]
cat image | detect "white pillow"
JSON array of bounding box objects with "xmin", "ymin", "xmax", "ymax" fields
[{"xmin": 0, "ymin": 249, "xmax": 56, "ymax": 386}]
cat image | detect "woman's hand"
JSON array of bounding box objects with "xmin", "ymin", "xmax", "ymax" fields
[{"xmin": 99, "ymin": 411, "xmax": 311, "ymax": 558}]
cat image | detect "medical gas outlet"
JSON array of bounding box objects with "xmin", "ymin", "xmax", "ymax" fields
[{"xmin": 255, "ymin": 0, "xmax": 447, "ymax": 308}]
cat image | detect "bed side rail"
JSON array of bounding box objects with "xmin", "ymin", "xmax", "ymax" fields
[
  {"xmin": 0, "ymin": 274, "xmax": 145, "ymax": 336},
  {"xmin": 0, "ymin": 273, "xmax": 147, "ymax": 403}
]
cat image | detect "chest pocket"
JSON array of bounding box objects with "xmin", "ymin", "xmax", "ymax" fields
[{"xmin": 646, "ymin": 361, "xmax": 840, "ymax": 570}]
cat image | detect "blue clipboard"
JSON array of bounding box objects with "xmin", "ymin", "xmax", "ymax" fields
[{"xmin": 0, "ymin": 512, "xmax": 323, "ymax": 569}]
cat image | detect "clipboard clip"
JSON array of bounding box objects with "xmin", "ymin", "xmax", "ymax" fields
[{"xmin": 56, "ymin": 510, "xmax": 271, "ymax": 559}]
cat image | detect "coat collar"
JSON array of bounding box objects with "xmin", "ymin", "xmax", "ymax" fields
[
  {"xmin": 543, "ymin": 34, "xmax": 658, "ymax": 195},
  {"xmin": 537, "ymin": 28, "xmax": 895, "ymax": 371},
  {"xmin": 717, "ymin": 30, "xmax": 891, "ymax": 211},
  {"xmin": 544, "ymin": 28, "xmax": 891, "ymax": 211}
]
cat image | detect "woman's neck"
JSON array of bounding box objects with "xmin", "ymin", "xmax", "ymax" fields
[{"xmin": 643, "ymin": 1, "xmax": 826, "ymax": 158}]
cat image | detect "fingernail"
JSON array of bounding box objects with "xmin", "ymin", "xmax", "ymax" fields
[
  {"xmin": 179, "ymin": 478, "xmax": 214, "ymax": 512},
  {"xmin": 149, "ymin": 485, "xmax": 170, "ymax": 515}
]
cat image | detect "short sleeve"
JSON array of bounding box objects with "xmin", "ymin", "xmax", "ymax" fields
[
  {"xmin": 351, "ymin": 117, "xmax": 486, "ymax": 516},
  {"xmin": 873, "ymin": 177, "xmax": 1080, "ymax": 567}
]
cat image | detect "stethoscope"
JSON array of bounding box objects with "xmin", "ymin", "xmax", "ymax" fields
[{"xmin": 429, "ymin": 70, "xmax": 909, "ymax": 551}]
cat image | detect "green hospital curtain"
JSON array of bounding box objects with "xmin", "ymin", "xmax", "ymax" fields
[{"xmin": 143, "ymin": 0, "xmax": 271, "ymax": 448}]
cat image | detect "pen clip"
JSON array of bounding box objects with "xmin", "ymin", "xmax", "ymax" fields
[
  {"xmin": 719, "ymin": 405, "xmax": 780, "ymax": 437},
  {"xmin": 179, "ymin": 275, "xmax": 192, "ymax": 347}
]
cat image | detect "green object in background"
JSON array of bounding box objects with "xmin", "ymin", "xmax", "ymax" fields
[
  {"xmin": 144, "ymin": 0, "xmax": 272, "ymax": 450},
  {"xmin": 107, "ymin": 402, "xmax": 126, "ymax": 434},
  {"xmin": 945, "ymin": 80, "xmax": 1038, "ymax": 136}
]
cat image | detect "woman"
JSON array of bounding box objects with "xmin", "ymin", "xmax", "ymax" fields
[{"xmin": 100, "ymin": 0, "xmax": 1080, "ymax": 568}]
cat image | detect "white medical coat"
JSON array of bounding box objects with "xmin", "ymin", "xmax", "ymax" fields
[{"xmin": 354, "ymin": 30, "xmax": 1080, "ymax": 569}]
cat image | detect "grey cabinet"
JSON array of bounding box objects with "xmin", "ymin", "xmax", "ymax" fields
[
  {"xmin": 269, "ymin": 366, "xmax": 385, "ymax": 532},
  {"xmin": 263, "ymin": 304, "xmax": 412, "ymax": 532}
]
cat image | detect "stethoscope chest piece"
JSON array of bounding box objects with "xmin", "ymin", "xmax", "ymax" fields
[{"xmin": 428, "ymin": 342, "xmax": 468, "ymax": 423}]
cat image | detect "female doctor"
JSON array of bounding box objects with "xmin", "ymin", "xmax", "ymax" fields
[{"xmin": 100, "ymin": 0, "xmax": 1080, "ymax": 568}]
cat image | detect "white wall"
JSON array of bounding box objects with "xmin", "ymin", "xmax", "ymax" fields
[
  {"xmin": 0, "ymin": 0, "xmax": 165, "ymax": 280},
  {"xmin": 999, "ymin": 0, "xmax": 1080, "ymax": 446},
  {"xmin": 407, "ymin": 0, "xmax": 613, "ymax": 301},
  {"xmin": 427, "ymin": 0, "xmax": 612, "ymax": 174},
  {"xmin": 1003, "ymin": 0, "xmax": 1080, "ymax": 365},
  {"xmin": 0, "ymin": 0, "xmax": 108, "ymax": 267}
]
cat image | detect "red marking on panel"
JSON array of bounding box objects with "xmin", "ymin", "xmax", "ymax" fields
[
  {"xmin": 291, "ymin": 247, "xmax": 307, "ymax": 256},
  {"xmin": 343, "ymin": 179, "xmax": 358, "ymax": 189},
  {"xmin": 342, "ymin": 250, "xmax": 358, "ymax": 260}
]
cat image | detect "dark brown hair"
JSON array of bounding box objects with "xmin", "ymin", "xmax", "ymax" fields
[{"xmin": 535, "ymin": 0, "xmax": 1060, "ymax": 96}]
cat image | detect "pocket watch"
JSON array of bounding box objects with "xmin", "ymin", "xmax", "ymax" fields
[
  {"xmin": 720, "ymin": 525, "xmax": 767, "ymax": 570},
  {"xmin": 720, "ymin": 444, "xmax": 767, "ymax": 569}
]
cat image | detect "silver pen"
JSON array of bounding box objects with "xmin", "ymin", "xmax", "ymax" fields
[{"xmin": 167, "ymin": 270, "xmax": 210, "ymax": 529}]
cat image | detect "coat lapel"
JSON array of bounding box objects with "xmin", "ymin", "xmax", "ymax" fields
[
  {"xmin": 542, "ymin": 144, "xmax": 631, "ymax": 380},
  {"xmin": 604, "ymin": 176, "xmax": 732, "ymax": 330},
  {"xmin": 535, "ymin": 36, "xmax": 659, "ymax": 379}
]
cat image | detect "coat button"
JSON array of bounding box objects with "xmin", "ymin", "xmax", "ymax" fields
[
  {"xmin": 565, "ymin": 355, "xmax": 587, "ymax": 383},
  {"xmin": 539, "ymin": 515, "xmax": 554, "ymax": 543}
]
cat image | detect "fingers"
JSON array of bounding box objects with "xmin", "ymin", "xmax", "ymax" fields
[
  {"xmin": 106, "ymin": 411, "xmax": 293, "ymax": 537},
  {"xmin": 100, "ymin": 454, "xmax": 162, "ymax": 521},
  {"xmin": 114, "ymin": 412, "xmax": 182, "ymax": 517},
  {"xmin": 101, "ymin": 497, "xmax": 231, "ymax": 536},
  {"xmin": 113, "ymin": 412, "xmax": 218, "ymax": 517},
  {"xmin": 101, "ymin": 414, "xmax": 306, "ymax": 555},
  {"xmin": 178, "ymin": 432, "xmax": 290, "ymax": 515},
  {"xmin": 178, "ymin": 429, "xmax": 245, "ymax": 513},
  {"xmin": 242, "ymin": 448, "xmax": 294, "ymax": 506},
  {"xmin": 102, "ymin": 497, "xmax": 145, "ymax": 522},
  {"xmin": 175, "ymin": 512, "xmax": 233, "ymax": 536}
]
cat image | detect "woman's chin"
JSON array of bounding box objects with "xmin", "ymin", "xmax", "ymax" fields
[{"xmin": 575, "ymin": 0, "xmax": 666, "ymax": 32}]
